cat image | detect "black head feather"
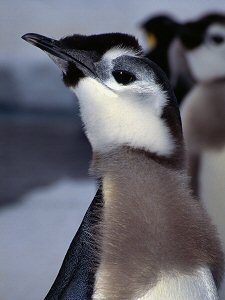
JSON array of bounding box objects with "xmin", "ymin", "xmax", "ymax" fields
[
  {"xmin": 59, "ymin": 33, "xmax": 142, "ymax": 54},
  {"xmin": 59, "ymin": 33, "xmax": 142, "ymax": 87},
  {"xmin": 141, "ymin": 15, "xmax": 179, "ymax": 44},
  {"xmin": 180, "ymin": 13, "xmax": 225, "ymax": 50}
]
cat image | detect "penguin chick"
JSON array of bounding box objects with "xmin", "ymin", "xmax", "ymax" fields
[
  {"xmin": 140, "ymin": 15, "xmax": 195, "ymax": 105},
  {"xmin": 22, "ymin": 32, "xmax": 223, "ymax": 300},
  {"xmin": 140, "ymin": 15, "xmax": 179, "ymax": 78},
  {"xmin": 179, "ymin": 13, "xmax": 225, "ymax": 82},
  {"xmin": 179, "ymin": 12, "xmax": 225, "ymax": 217},
  {"xmin": 179, "ymin": 14, "xmax": 225, "ymax": 298}
]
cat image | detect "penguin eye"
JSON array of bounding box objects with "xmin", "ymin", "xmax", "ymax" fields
[
  {"xmin": 112, "ymin": 70, "xmax": 136, "ymax": 85},
  {"xmin": 210, "ymin": 35, "xmax": 224, "ymax": 45}
]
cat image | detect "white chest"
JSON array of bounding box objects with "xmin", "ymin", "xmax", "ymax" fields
[
  {"xmin": 199, "ymin": 148, "xmax": 225, "ymax": 299},
  {"xmin": 200, "ymin": 148, "xmax": 225, "ymax": 251},
  {"xmin": 136, "ymin": 268, "xmax": 218, "ymax": 300},
  {"xmin": 93, "ymin": 267, "xmax": 218, "ymax": 300}
]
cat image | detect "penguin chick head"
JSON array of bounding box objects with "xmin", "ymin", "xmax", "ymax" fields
[
  {"xmin": 141, "ymin": 15, "xmax": 179, "ymax": 50},
  {"xmin": 22, "ymin": 32, "xmax": 182, "ymax": 157},
  {"xmin": 179, "ymin": 13, "xmax": 225, "ymax": 82}
]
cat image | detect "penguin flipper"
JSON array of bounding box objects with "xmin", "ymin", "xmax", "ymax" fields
[{"xmin": 44, "ymin": 186, "xmax": 103, "ymax": 300}]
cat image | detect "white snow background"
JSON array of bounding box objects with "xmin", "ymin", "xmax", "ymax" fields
[{"xmin": 1, "ymin": 1, "xmax": 225, "ymax": 300}]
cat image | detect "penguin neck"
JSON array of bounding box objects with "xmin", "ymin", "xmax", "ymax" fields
[
  {"xmin": 196, "ymin": 77, "xmax": 225, "ymax": 98},
  {"xmin": 202, "ymin": 76, "xmax": 225, "ymax": 86},
  {"xmin": 183, "ymin": 79, "xmax": 225, "ymax": 152},
  {"xmin": 91, "ymin": 145, "xmax": 186, "ymax": 184}
]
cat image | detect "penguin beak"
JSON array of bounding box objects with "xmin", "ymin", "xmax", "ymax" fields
[
  {"xmin": 21, "ymin": 33, "xmax": 96, "ymax": 77},
  {"xmin": 22, "ymin": 33, "xmax": 69, "ymax": 61}
]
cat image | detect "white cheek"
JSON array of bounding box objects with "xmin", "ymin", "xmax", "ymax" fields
[
  {"xmin": 74, "ymin": 77, "xmax": 174, "ymax": 156},
  {"xmin": 104, "ymin": 77, "xmax": 166, "ymax": 117},
  {"xmin": 186, "ymin": 45, "xmax": 225, "ymax": 82}
]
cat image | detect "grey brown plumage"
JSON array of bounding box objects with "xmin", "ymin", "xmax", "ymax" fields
[
  {"xmin": 22, "ymin": 31, "xmax": 224, "ymax": 299},
  {"xmin": 91, "ymin": 146, "xmax": 223, "ymax": 299}
]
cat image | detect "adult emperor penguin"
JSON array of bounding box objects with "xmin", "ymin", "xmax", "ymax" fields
[
  {"xmin": 179, "ymin": 13, "xmax": 225, "ymax": 298},
  {"xmin": 22, "ymin": 32, "xmax": 224, "ymax": 300}
]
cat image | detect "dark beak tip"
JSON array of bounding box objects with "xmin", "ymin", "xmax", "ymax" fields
[
  {"xmin": 21, "ymin": 33, "xmax": 38, "ymax": 45},
  {"xmin": 21, "ymin": 33, "xmax": 33, "ymax": 40},
  {"xmin": 21, "ymin": 33, "xmax": 30, "ymax": 43},
  {"xmin": 21, "ymin": 34, "xmax": 28, "ymax": 41},
  {"xmin": 21, "ymin": 33, "xmax": 50, "ymax": 46},
  {"xmin": 21, "ymin": 32, "xmax": 69, "ymax": 64}
]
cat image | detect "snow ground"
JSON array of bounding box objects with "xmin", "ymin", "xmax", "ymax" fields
[{"xmin": 0, "ymin": 178, "xmax": 96, "ymax": 300}]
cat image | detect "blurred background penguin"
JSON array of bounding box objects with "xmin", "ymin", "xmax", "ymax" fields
[
  {"xmin": 140, "ymin": 15, "xmax": 179, "ymax": 77},
  {"xmin": 179, "ymin": 13, "xmax": 225, "ymax": 298},
  {"xmin": 140, "ymin": 14, "xmax": 195, "ymax": 104},
  {"xmin": 142, "ymin": 12, "xmax": 225, "ymax": 298}
]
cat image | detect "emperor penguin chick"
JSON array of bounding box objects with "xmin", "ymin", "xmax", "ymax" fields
[
  {"xmin": 140, "ymin": 14, "xmax": 179, "ymax": 78},
  {"xmin": 22, "ymin": 32, "xmax": 223, "ymax": 300},
  {"xmin": 179, "ymin": 13, "xmax": 225, "ymax": 298},
  {"xmin": 140, "ymin": 15, "xmax": 195, "ymax": 105}
]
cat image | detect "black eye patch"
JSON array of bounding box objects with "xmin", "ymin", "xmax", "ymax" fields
[
  {"xmin": 112, "ymin": 70, "xmax": 136, "ymax": 85},
  {"xmin": 210, "ymin": 34, "xmax": 224, "ymax": 45}
]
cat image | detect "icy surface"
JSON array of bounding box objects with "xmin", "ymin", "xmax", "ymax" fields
[{"xmin": 0, "ymin": 179, "xmax": 96, "ymax": 300}]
